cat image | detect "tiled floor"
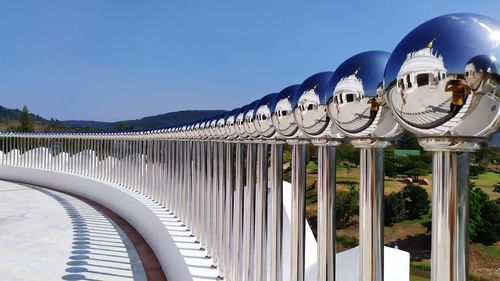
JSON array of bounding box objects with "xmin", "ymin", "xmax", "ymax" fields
[{"xmin": 0, "ymin": 180, "xmax": 165, "ymax": 281}]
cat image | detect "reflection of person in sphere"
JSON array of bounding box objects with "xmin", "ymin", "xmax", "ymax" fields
[
  {"xmin": 368, "ymin": 98, "xmax": 379, "ymax": 119},
  {"xmin": 445, "ymin": 74, "xmax": 471, "ymax": 114}
]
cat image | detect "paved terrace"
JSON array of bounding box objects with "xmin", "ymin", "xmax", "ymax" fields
[{"xmin": 0, "ymin": 180, "xmax": 165, "ymax": 281}]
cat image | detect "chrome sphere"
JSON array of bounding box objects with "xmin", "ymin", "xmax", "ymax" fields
[
  {"xmin": 328, "ymin": 51, "xmax": 401, "ymax": 138},
  {"xmin": 254, "ymin": 93, "xmax": 278, "ymax": 138},
  {"xmin": 385, "ymin": 13, "xmax": 500, "ymax": 138},
  {"xmin": 243, "ymin": 100, "xmax": 260, "ymax": 138},
  {"xmin": 292, "ymin": 72, "xmax": 334, "ymax": 136},
  {"xmin": 235, "ymin": 107, "xmax": 249, "ymax": 138},
  {"xmin": 271, "ymin": 85, "xmax": 300, "ymax": 137},
  {"xmin": 209, "ymin": 115, "xmax": 219, "ymax": 137},
  {"xmin": 224, "ymin": 109, "xmax": 239, "ymax": 139},
  {"xmin": 216, "ymin": 114, "xmax": 227, "ymax": 138}
]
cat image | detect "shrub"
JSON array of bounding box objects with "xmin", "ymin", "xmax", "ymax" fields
[
  {"xmin": 336, "ymin": 186, "xmax": 358, "ymax": 228},
  {"xmin": 401, "ymin": 184, "xmax": 430, "ymax": 220},
  {"xmin": 336, "ymin": 234, "xmax": 359, "ymax": 248},
  {"xmin": 384, "ymin": 192, "xmax": 406, "ymax": 226},
  {"xmin": 469, "ymin": 182, "xmax": 500, "ymax": 245}
]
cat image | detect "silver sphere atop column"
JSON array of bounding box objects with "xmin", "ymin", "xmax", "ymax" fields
[
  {"xmin": 254, "ymin": 93, "xmax": 278, "ymax": 139},
  {"xmin": 384, "ymin": 13, "xmax": 500, "ymax": 149},
  {"xmin": 270, "ymin": 85, "xmax": 300, "ymax": 138},
  {"xmin": 292, "ymin": 72, "xmax": 334, "ymax": 137},
  {"xmin": 328, "ymin": 51, "xmax": 402, "ymax": 141}
]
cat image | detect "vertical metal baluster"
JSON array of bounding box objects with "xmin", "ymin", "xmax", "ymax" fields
[
  {"xmin": 218, "ymin": 141, "xmax": 226, "ymax": 278},
  {"xmin": 224, "ymin": 142, "xmax": 234, "ymax": 280},
  {"xmin": 317, "ymin": 145, "xmax": 337, "ymax": 281},
  {"xmin": 243, "ymin": 142, "xmax": 256, "ymax": 281},
  {"xmin": 233, "ymin": 142, "xmax": 244, "ymax": 281},
  {"xmin": 358, "ymin": 146, "xmax": 385, "ymax": 281},
  {"xmin": 255, "ymin": 142, "xmax": 269, "ymax": 281},
  {"xmin": 431, "ymin": 151, "xmax": 469, "ymax": 281},
  {"xmin": 291, "ymin": 143, "xmax": 306, "ymax": 281},
  {"xmin": 206, "ymin": 141, "xmax": 213, "ymax": 257},
  {"xmin": 270, "ymin": 142, "xmax": 283, "ymax": 281},
  {"xmin": 212, "ymin": 141, "xmax": 219, "ymax": 267},
  {"xmin": 199, "ymin": 141, "xmax": 206, "ymax": 247}
]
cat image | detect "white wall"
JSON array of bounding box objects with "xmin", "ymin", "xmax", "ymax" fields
[{"xmin": 0, "ymin": 166, "xmax": 193, "ymax": 281}]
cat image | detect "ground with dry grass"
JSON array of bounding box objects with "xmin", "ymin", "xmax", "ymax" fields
[{"xmin": 303, "ymin": 166, "xmax": 500, "ymax": 280}]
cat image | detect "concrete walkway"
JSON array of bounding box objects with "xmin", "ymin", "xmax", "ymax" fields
[{"xmin": 0, "ymin": 180, "xmax": 147, "ymax": 281}]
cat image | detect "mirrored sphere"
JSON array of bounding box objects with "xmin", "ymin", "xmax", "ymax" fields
[
  {"xmin": 235, "ymin": 107, "xmax": 249, "ymax": 138},
  {"xmin": 328, "ymin": 51, "xmax": 401, "ymax": 138},
  {"xmin": 225, "ymin": 109, "xmax": 239, "ymax": 139},
  {"xmin": 216, "ymin": 116, "xmax": 227, "ymax": 138},
  {"xmin": 254, "ymin": 93, "xmax": 278, "ymax": 138},
  {"xmin": 271, "ymin": 85, "xmax": 300, "ymax": 137},
  {"xmin": 385, "ymin": 13, "xmax": 500, "ymax": 137},
  {"xmin": 292, "ymin": 72, "xmax": 334, "ymax": 136},
  {"xmin": 243, "ymin": 100, "xmax": 260, "ymax": 137}
]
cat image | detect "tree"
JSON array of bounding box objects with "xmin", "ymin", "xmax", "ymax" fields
[
  {"xmin": 336, "ymin": 186, "xmax": 359, "ymax": 228},
  {"xmin": 469, "ymin": 181, "xmax": 500, "ymax": 244},
  {"xmin": 17, "ymin": 105, "xmax": 34, "ymax": 132},
  {"xmin": 384, "ymin": 192, "xmax": 406, "ymax": 226},
  {"xmin": 396, "ymin": 131, "xmax": 421, "ymax": 150},
  {"xmin": 401, "ymin": 183, "xmax": 430, "ymax": 219},
  {"xmin": 384, "ymin": 158, "xmax": 398, "ymax": 178}
]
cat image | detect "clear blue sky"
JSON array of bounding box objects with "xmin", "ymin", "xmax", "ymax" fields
[{"xmin": 0, "ymin": 1, "xmax": 499, "ymax": 122}]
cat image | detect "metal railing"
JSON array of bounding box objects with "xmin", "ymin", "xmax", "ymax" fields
[{"xmin": 0, "ymin": 12, "xmax": 499, "ymax": 281}]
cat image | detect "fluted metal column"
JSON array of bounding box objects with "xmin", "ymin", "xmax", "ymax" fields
[
  {"xmin": 317, "ymin": 145, "xmax": 336, "ymax": 281},
  {"xmin": 233, "ymin": 142, "xmax": 244, "ymax": 281},
  {"xmin": 243, "ymin": 142, "xmax": 256, "ymax": 281},
  {"xmin": 270, "ymin": 142, "xmax": 283, "ymax": 281},
  {"xmin": 217, "ymin": 141, "xmax": 226, "ymax": 277},
  {"xmin": 359, "ymin": 146, "xmax": 385, "ymax": 281},
  {"xmin": 291, "ymin": 143, "xmax": 306, "ymax": 281},
  {"xmin": 255, "ymin": 142, "xmax": 269, "ymax": 281},
  {"xmin": 431, "ymin": 151, "xmax": 469, "ymax": 281},
  {"xmin": 224, "ymin": 142, "xmax": 234, "ymax": 280}
]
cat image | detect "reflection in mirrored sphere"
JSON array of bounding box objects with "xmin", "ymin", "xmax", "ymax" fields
[
  {"xmin": 327, "ymin": 51, "xmax": 401, "ymax": 138},
  {"xmin": 385, "ymin": 13, "xmax": 500, "ymax": 137},
  {"xmin": 225, "ymin": 109, "xmax": 239, "ymax": 139},
  {"xmin": 292, "ymin": 72, "xmax": 334, "ymax": 136},
  {"xmin": 243, "ymin": 100, "xmax": 260, "ymax": 138},
  {"xmin": 235, "ymin": 106, "xmax": 249, "ymax": 138},
  {"xmin": 271, "ymin": 85, "xmax": 300, "ymax": 137},
  {"xmin": 254, "ymin": 93, "xmax": 278, "ymax": 138}
]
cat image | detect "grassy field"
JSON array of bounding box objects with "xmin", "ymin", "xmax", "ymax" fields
[
  {"xmin": 410, "ymin": 275, "xmax": 429, "ymax": 281},
  {"xmin": 303, "ymin": 165, "xmax": 500, "ymax": 280}
]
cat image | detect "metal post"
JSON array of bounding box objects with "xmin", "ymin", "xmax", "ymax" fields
[
  {"xmin": 233, "ymin": 142, "xmax": 244, "ymax": 281},
  {"xmin": 225, "ymin": 142, "xmax": 234, "ymax": 280},
  {"xmin": 291, "ymin": 143, "xmax": 306, "ymax": 281},
  {"xmin": 359, "ymin": 147, "xmax": 385, "ymax": 281},
  {"xmin": 217, "ymin": 142, "xmax": 226, "ymax": 278},
  {"xmin": 317, "ymin": 145, "xmax": 336, "ymax": 281},
  {"xmin": 431, "ymin": 151, "xmax": 469, "ymax": 281},
  {"xmin": 270, "ymin": 143, "xmax": 283, "ymax": 281},
  {"xmin": 255, "ymin": 142, "xmax": 269, "ymax": 281},
  {"xmin": 243, "ymin": 143, "xmax": 256, "ymax": 281}
]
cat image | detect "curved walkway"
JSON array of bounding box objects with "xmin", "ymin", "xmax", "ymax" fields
[{"xmin": 0, "ymin": 180, "xmax": 150, "ymax": 281}]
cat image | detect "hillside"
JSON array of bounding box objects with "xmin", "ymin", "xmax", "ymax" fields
[{"xmin": 63, "ymin": 110, "xmax": 227, "ymax": 131}]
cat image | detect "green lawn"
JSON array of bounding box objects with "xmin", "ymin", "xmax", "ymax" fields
[{"xmin": 410, "ymin": 275, "xmax": 429, "ymax": 281}]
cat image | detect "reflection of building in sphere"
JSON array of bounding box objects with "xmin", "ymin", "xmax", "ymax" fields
[
  {"xmin": 397, "ymin": 45, "xmax": 447, "ymax": 94},
  {"xmin": 333, "ymin": 74, "xmax": 364, "ymax": 106},
  {"xmin": 298, "ymin": 85, "xmax": 320, "ymax": 112}
]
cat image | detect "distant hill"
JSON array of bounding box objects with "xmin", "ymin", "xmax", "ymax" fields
[
  {"xmin": 0, "ymin": 106, "xmax": 48, "ymax": 123},
  {"xmin": 62, "ymin": 110, "xmax": 228, "ymax": 131}
]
